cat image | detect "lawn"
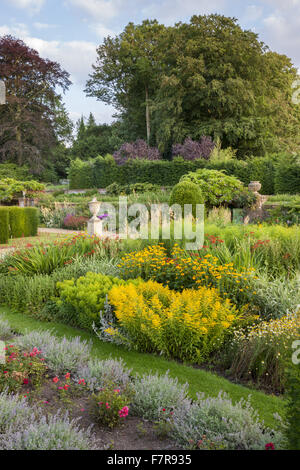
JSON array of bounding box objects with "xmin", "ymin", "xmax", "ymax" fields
[{"xmin": 0, "ymin": 306, "xmax": 286, "ymax": 430}]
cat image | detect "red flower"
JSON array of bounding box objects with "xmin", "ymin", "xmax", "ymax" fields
[
  {"xmin": 23, "ymin": 378, "xmax": 29, "ymax": 385},
  {"xmin": 53, "ymin": 377, "xmax": 59, "ymax": 383},
  {"xmin": 265, "ymin": 442, "xmax": 275, "ymax": 450}
]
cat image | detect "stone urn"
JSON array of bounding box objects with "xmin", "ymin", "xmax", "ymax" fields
[
  {"xmin": 248, "ymin": 181, "xmax": 263, "ymax": 211},
  {"xmin": 88, "ymin": 197, "xmax": 101, "ymax": 221},
  {"xmin": 87, "ymin": 197, "xmax": 102, "ymax": 236},
  {"xmin": 248, "ymin": 181, "xmax": 262, "ymax": 193}
]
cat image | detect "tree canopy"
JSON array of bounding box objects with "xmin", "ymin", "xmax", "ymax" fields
[
  {"xmin": 0, "ymin": 35, "xmax": 72, "ymax": 174},
  {"xmin": 85, "ymin": 14, "xmax": 300, "ymax": 157}
]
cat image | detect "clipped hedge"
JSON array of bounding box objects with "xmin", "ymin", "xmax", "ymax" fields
[
  {"xmin": 7, "ymin": 207, "xmax": 39, "ymax": 239},
  {"xmin": 274, "ymin": 156, "xmax": 300, "ymax": 195},
  {"xmin": 0, "ymin": 208, "xmax": 9, "ymax": 244},
  {"xmin": 68, "ymin": 154, "xmax": 299, "ymax": 195}
]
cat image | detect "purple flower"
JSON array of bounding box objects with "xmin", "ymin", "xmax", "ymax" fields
[{"xmin": 97, "ymin": 213, "xmax": 109, "ymax": 220}]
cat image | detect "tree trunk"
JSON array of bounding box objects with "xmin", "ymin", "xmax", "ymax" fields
[
  {"xmin": 16, "ymin": 105, "xmax": 23, "ymax": 166},
  {"xmin": 145, "ymin": 85, "xmax": 150, "ymax": 144}
]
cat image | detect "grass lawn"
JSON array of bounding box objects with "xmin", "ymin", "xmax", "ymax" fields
[{"xmin": 0, "ymin": 306, "xmax": 286, "ymax": 430}]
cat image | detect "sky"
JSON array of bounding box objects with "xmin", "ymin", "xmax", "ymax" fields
[{"xmin": 1, "ymin": 0, "xmax": 300, "ymax": 126}]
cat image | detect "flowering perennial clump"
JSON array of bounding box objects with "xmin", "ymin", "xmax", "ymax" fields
[
  {"xmin": 118, "ymin": 244, "xmax": 256, "ymax": 307},
  {"xmin": 107, "ymin": 279, "xmax": 239, "ymax": 362},
  {"xmin": 227, "ymin": 313, "xmax": 300, "ymax": 391}
]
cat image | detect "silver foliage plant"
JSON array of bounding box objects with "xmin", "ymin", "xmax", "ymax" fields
[
  {"xmin": 0, "ymin": 392, "xmax": 38, "ymax": 434},
  {"xmin": 169, "ymin": 392, "xmax": 285, "ymax": 450},
  {"xmin": 17, "ymin": 330, "xmax": 92, "ymax": 374},
  {"xmin": 131, "ymin": 371, "xmax": 189, "ymax": 421},
  {"xmin": 0, "ymin": 412, "xmax": 95, "ymax": 450},
  {"xmin": 0, "ymin": 316, "xmax": 14, "ymax": 340},
  {"xmin": 75, "ymin": 357, "xmax": 132, "ymax": 392}
]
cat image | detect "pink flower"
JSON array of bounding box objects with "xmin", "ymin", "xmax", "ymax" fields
[
  {"xmin": 118, "ymin": 406, "xmax": 129, "ymax": 418},
  {"xmin": 65, "ymin": 373, "xmax": 70, "ymax": 380},
  {"xmin": 113, "ymin": 388, "xmax": 120, "ymax": 393},
  {"xmin": 53, "ymin": 377, "xmax": 59, "ymax": 383}
]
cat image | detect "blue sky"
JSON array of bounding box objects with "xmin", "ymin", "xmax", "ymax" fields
[{"xmin": 1, "ymin": 0, "xmax": 300, "ymax": 125}]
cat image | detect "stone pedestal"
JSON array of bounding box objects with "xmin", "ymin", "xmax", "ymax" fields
[{"xmin": 87, "ymin": 218, "xmax": 103, "ymax": 236}]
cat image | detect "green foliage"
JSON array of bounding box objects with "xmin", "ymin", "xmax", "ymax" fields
[
  {"xmin": 285, "ymin": 363, "xmax": 300, "ymax": 449},
  {"xmin": 55, "ymin": 273, "xmax": 135, "ymax": 330},
  {"xmin": 169, "ymin": 181, "xmax": 204, "ymax": 217},
  {"xmin": 0, "ymin": 178, "xmax": 45, "ymax": 202},
  {"xmin": 0, "ymin": 208, "xmax": 9, "ymax": 243},
  {"xmin": 274, "ymin": 155, "xmax": 300, "ymax": 194},
  {"xmin": 180, "ymin": 169, "xmax": 244, "ymax": 207},
  {"xmin": 0, "ymin": 164, "xmax": 32, "ymax": 181},
  {"xmin": 91, "ymin": 383, "xmax": 132, "ymax": 428},
  {"xmin": 85, "ymin": 15, "xmax": 300, "ymax": 156},
  {"xmin": 7, "ymin": 207, "xmax": 38, "ymax": 239},
  {"xmin": 67, "ymin": 159, "xmax": 94, "ymax": 190}
]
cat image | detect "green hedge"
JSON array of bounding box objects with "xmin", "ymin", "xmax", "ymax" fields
[
  {"xmin": 0, "ymin": 207, "xmax": 38, "ymax": 243},
  {"xmin": 68, "ymin": 154, "xmax": 300, "ymax": 195},
  {"xmin": 7, "ymin": 207, "xmax": 39, "ymax": 239},
  {"xmin": 0, "ymin": 208, "xmax": 9, "ymax": 244},
  {"xmin": 274, "ymin": 156, "xmax": 300, "ymax": 195}
]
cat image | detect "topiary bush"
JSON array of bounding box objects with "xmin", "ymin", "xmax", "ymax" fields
[
  {"xmin": 0, "ymin": 207, "xmax": 9, "ymax": 243},
  {"xmin": 169, "ymin": 181, "xmax": 204, "ymax": 217}
]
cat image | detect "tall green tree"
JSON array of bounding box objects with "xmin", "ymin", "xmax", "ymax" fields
[
  {"xmin": 85, "ymin": 20, "xmax": 168, "ymax": 144},
  {"xmin": 85, "ymin": 15, "xmax": 300, "ymax": 157}
]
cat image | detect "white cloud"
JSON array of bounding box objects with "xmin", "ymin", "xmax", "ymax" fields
[
  {"xmin": 8, "ymin": 0, "xmax": 45, "ymax": 13},
  {"xmin": 67, "ymin": 0, "xmax": 120, "ymax": 20},
  {"xmin": 0, "ymin": 23, "xmax": 30, "ymax": 37},
  {"xmin": 244, "ymin": 5, "xmax": 263, "ymax": 22},
  {"xmin": 33, "ymin": 22, "xmax": 58, "ymax": 30},
  {"xmin": 90, "ymin": 23, "xmax": 118, "ymax": 38}
]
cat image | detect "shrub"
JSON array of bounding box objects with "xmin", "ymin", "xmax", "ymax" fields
[
  {"xmin": 0, "ymin": 392, "xmax": 37, "ymax": 434},
  {"xmin": 170, "ymin": 392, "xmax": 284, "ymax": 450},
  {"xmin": 172, "ymin": 136, "xmax": 215, "ymax": 160},
  {"xmin": 107, "ymin": 280, "xmax": 239, "ymax": 362},
  {"xmin": 274, "ymin": 155, "xmax": 300, "ymax": 194},
  {"xmin": 169, "ymin": 181, "xmax": 204, "ymax": 217},
  {"xmin": 0, "ymin": 345, "xmax": 47, "ymax": 393},
  {"xmin": 118, "ymin": 244, "xmax": 256, "ymax": 309},
  {"xmin": 285, "ymin": 364, "xmax": 300, "ymax": 449},
  {"xmin": 0, "ymin": 207, "xmax": 9, "ymax": 243},
  {"xmin": 131, "ymin": 372, "xmax": 189, "ymax": 421},
  {"xmin": 7, "ymin": 207, "xmax": 38, "ymax": 238},
  {"xmin": 0, "ymin": 258, "xmax": 120, "ymax": 317},
  {"xmin": 91, "ymin": 383, "xmax": 132, "ymax": 428},
  {"xmin": 55, "ymin": 273, "xmax": 135, "ymax": 330},
  {"xmin": 180, "ymin": 169, "xmax": 245, "ymax": 207},
  {"xmin": 113, "ymin": 140, "xmax": 161, "ymax": 165},
  {"xmin": 62, "ymin": 214, "xmax": 88, "ymax": 230},
  {"xmin": 17, "ymin": 331, "xmax": 92, "ymax": 375},
  {"xmin": 223, "ymin": 314, "xmax": 300, "ymax": 392},
  {"xmin": 0, "ymin": 317, "xmax": 14, "ymax": 340},
  {"xmin": 0, "ymin": 412, "xmax": 95, "ymax": 450},
  {"xmin": 75, "ymin": 358, "xmax": 132, "ymax": 392}
]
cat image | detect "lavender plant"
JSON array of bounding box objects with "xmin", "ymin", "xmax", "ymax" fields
[
  {"xmin": 131, "ymin": 371, "xmax": 189, "ymax": 421},
  {"xmin": 0, "ymin": 412, "xmax": 95, "ymax": 450},
  {"xmin": 17, "ymin": 330, "xmax": 92, "ymax": 375},
  {"xmin": 75, "ymin": 357, "xmax": 132, "ymax": 392},
  {"xmin": 170, "ymin": 392, "xmax": 285, "ymax": 450}
]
